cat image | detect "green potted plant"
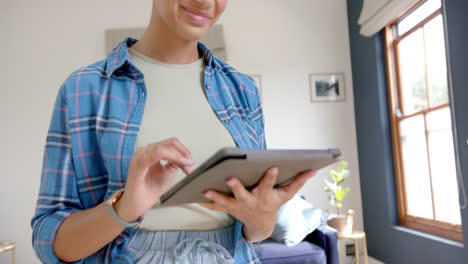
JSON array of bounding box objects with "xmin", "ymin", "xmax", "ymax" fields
[{"xmin": 325, "ymin": 160, "xmax": 354, "ymax": 236}]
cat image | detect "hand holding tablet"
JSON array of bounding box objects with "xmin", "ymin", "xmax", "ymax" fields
[{"xmin": 159, "ymin": 147, "xmax": 341, "ymax": 206}]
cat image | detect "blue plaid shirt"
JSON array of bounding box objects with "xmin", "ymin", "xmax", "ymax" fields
[{"xmin": 31, "ymin": 37, "xmax": 266, "ymax": 264}]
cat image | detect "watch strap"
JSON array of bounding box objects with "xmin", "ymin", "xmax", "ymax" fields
[{"xmin": 105, "ymin": 202, "xmax": 141, "ymax": 228}]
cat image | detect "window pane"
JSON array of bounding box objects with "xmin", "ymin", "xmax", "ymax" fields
[
  {"xmin": 398, "ymin": 0, "xmax": 441, "ymax": 35},
  {"xmin": 398, "ymin": 30, "xmax": 428, "ymax": 115},
  {"xmin": 424, "ymin": 16, "xmax": 449, "ymax": 107},
  {"xmin": 400, "ymin": 115, "xmax": 433, "ymax": 219},
  {"xmin": 426, "ymin": 108, "xmax": 461, "ymax": 225}
]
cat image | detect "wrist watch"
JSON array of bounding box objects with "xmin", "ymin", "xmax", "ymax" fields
[{"xmin": 104, "ymin": 188, "xmax": 143, "ymax": 228}]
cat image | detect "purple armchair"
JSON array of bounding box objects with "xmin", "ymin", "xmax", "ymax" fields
[{"xmin": 253, "ymin": 225, "xmax": 339, "ymax": 264}]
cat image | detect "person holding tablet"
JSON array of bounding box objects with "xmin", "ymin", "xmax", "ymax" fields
[{"xmin": 31, "ymin": 0, "xmax": 316, "ymax": 263}]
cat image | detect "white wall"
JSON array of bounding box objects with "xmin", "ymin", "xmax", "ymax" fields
[{"xmin": 1, "ymin": 1, "xmax": 367, "ymax": 263}]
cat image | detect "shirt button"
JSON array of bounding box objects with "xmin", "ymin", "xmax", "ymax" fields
[
  {"xmin": 224, "ymin": 119, "xmax": 231, "ymax": 124},
  {"xmin": 206, "ymin": 83, "xmax": 212, "ymax": 89}
]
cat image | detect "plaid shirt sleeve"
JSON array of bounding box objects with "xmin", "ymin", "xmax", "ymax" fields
[
  {"xmin": 251, "ymin": 91, "xmax": 266, "ymax": 150},
  {"xmin": 243, "ymin": 73, "xmax": 267, "ymax": 150},
  {"xmin": 31, "ymin": 84, "xmax": 85, "ymax": 264}
]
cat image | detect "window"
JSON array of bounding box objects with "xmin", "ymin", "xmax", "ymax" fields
[{"xmin": 384, "ymin": 0, "xmax": 462, "ymax": 241}]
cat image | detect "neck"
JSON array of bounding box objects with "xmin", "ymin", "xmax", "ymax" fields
[{"xmin": 131, "ymin": 10, "xmax": 200, "ymax": 64}]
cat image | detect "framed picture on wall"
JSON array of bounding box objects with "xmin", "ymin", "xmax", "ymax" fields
[{"xmin": 309, "ymin": 73, "xmax": 345, "ymax": 102}]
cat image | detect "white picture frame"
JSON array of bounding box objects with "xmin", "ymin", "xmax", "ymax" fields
[{"xmin": 309, "ymin": 73, "xmax": 345, "ymax": 102}]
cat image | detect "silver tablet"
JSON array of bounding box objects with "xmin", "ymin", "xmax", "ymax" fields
[{"xmin": 160, "ymin": 147, "xmax": 341, "ymax": 206}]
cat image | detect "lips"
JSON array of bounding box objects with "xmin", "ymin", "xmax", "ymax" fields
[{"xmin": 181, "ymin": 5, "xmax": 212, "ymax": 26}]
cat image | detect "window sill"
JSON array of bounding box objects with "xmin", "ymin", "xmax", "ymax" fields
[{"xmin": 392, "ymin": 225, "xmax": 464, "ymax": 248}]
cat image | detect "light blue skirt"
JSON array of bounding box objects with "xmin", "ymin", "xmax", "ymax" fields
[{"xmin": 128, "ymin": 226, "xmax": 235, "ymax": 264}]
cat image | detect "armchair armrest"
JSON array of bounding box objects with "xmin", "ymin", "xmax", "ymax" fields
[{"xmin": 304, "ymin": 225, "xmax": 339, "ymax": 264}]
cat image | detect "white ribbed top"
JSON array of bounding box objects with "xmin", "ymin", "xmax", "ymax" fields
[{"xmin": 128, "ymin": 47, "xmax": 236, "ymax": 230}]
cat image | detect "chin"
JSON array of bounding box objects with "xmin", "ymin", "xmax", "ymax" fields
[
  {"xmin": 178, "ymin": 24, "xmax": 211, "ymax": 41},
  {"xmin": 187, "ymin": 32, "xmax": 209, "ymax": 42}
]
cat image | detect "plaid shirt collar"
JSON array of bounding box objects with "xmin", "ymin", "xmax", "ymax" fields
[{"xmin": 104, "ymin": 37, "xmax": 217, "ymax": 78}]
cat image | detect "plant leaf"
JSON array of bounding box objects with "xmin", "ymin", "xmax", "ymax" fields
[
  {"xmin": 324, "ymin": 180, "xmax": 336, "ymax": 192},
  {"xmin": 335, "ymin": 187, "xmax": 350, "ymax": 201},
  {"xmin": 336, "ymin": 178, "xmax": 345, "ymax": 185},
  {"xmin": 326, "ymin": 160, "xmax": 351, "ymax": 209},
  {"xmin": 330, "ymin": 170, "xmax": 342, "ymax": 183},
  {"xmin": 337, "ymin": 161, "xmax": 348, "ymax": 172}
]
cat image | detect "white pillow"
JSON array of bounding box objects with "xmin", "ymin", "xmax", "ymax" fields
[{"xmin": 270, "ymin": 195, "xmax": 330, "ymax": 247}]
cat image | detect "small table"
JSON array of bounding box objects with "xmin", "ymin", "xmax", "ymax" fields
[
  {"xmin": 0, "ymin": 242, "xmax": 16, "ymax": 264},
  {"xmin": 338, "ymin": 231, "xmax": 368, "ymax": 264}
]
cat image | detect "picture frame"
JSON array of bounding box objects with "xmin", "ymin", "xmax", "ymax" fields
[{"xmin": 309, "ymin": 73, "xmax": 345, "ymax": 102}]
